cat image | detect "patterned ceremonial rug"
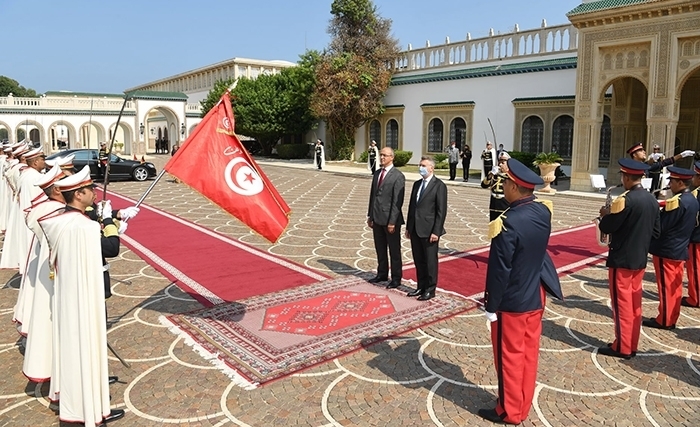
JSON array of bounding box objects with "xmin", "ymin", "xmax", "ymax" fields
[{"xmin": 162, "ymin": 275, "xmax": 474, "ymax": 388}]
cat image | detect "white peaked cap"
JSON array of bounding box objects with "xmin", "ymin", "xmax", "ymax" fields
[
  {"xmin": 57, "ymin": 154, "xmax": 75, "ymax": 168},
  {"xmin": 12, "ymin": 143, "xmax": 29, "ymax": 156},
  {"xmin": 45, "ymin": 156, "xmax": 59, "ymax": 167},
  {"xmin": 53, "ymin": 165, "xmax": 93, "ymax": 191},
  {"xmin": 3, "ymin": 146, "xmax": 12, "ymax": 152},
  {"xmin": 35, "ymin": 164, "xmax": 64, "ymax": 189},
  {"xmin": 9, "ymin": 141, "xmax": 23, "ymax": 148},
  {"xmin": 24, "ymin": 147, "xmax": 45, "ymax": 160}
]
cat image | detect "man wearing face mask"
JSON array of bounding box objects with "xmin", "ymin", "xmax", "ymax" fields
[{"xmin": 405, "ymin": 156, "xmax": 447, "ymax": 301}]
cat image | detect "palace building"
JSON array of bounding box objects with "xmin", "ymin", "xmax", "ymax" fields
[{"xmin": 1, "ymin": 0, "xmax": 699, "ymax": 191}]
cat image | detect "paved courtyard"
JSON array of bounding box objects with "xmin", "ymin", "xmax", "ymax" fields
[{"xmin": 1, "ymin": 157, "xmax": 699, "ymax": 426}]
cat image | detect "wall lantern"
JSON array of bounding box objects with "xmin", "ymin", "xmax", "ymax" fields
[
  {"xmin": 139, "ymin": 123, "xmax": 145, "ymax": 135},
  {"xmin": 180, "ymin": 123, "xmax": 186, "ymax": 136}
]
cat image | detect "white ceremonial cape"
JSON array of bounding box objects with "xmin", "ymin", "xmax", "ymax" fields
[
  {"xmin": 0, "ymin": 155, "xmax": 7, "ymax": 231},
  {"xmin": 12, "ymin": 167, "xmax": 46, "ymax": 328},
  {"xmin": 313, "ymin": 144, "xmax": 326, "ymax": 170},
  {"xmin": 0, "ymin": 162, "xmax": 26, "ymax": 270},
  {"xmin": 40, "ymin": 211, "xmax": 110, "ymax": 426},
  {"xmin": 367, "ymin": 146, "xmax": 379, "ymax": 172},
  {"xmin": 0, "ymin": 159, "xmax": 18, "ymax": 233},
  {"xmin": 22, "ymin": 199, "xmax": 65, "ymax": 385}
]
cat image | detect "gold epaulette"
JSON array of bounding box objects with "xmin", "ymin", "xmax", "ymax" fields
[
  {"xmin": 103, "ymin": 220, "xmax": 119, "ymax": 237},
  {"xmin": 536, "ymin": 199, "xmax": 554, "ymax": 215},
  {"xmin": 610, "ymin": 191, "xmax": 629, "ymax": 214},
  {"xmin": 693, "ymin": 188, "xmax": 698, "ymax": 199},
  {"xmin": 86, "ymin": 206, "xmax": 94, "ymax": 212},
  {"xmin": 665, "ymin": 194, "xmax": 680, "ymax": 211},
  {"xmin": 488, "ymin": 210, "xmax": 509, "ymax": 239}
]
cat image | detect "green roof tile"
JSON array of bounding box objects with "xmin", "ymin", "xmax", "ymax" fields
[
  {"xmin": 567, "ymin": 0, "xmax": 651, "ymax": 16},
  {"xmin": 125, "ymin": 90, "xmax": 188, "ymax": 101},
  {"xmin": 391, "ymin": 57, "xmax": 577, "ymax": 86}
]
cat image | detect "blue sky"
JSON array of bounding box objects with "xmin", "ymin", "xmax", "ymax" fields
[{"xmin": 2, "ymin": 0, "xmax": 581, "ymax": 94}]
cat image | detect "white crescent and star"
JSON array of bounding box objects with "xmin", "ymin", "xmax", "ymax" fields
[{"xmin": 224, "ymin": 157, "xmax": 264, "ymax": 196}]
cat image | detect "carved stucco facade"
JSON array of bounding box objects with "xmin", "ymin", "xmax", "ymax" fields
[{"xmin": 569, "ymin": 0, "xmax": 700, "ymax": 190}]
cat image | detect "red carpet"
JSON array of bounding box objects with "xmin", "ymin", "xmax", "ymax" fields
[
  {"xmin": 162, "ymin": 275, "xmax": 474, "ymax": 388},
  {"xmin": 403, "ymin": 224, "xmax": 606, "ymax": 298},
  {"xmin": 100, "ymin": 190, "xmax": 327, "ymax": 306}
]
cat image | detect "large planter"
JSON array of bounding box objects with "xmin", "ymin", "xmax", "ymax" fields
[{"xmin": 537, "ymin": 162, "xmax": 560, "ymax": 193}]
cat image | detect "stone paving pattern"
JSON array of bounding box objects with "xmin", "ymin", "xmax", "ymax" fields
[{"xmin": 0, "ymin": 157, "xmax": 698, "ymax": 426}]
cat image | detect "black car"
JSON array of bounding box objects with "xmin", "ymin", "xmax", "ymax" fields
[{"xmin": 46, "ymin": 149, "xmax": 157, "ymax": 182}]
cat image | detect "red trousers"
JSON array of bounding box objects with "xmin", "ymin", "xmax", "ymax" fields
[
  {"xmin": 608, "ymin": 268, "xmax": 644, "ymax": 355},
  {"xmin": 491, "ymin": 288, "xmax": 545, "ymax": 424},
  {"xmin": 652, "ymin": 256, "xmax": 684, "ymax": 326},
  {"xmin": 685, "ymin": 243, "xmax": 700, "ymax": 307}
]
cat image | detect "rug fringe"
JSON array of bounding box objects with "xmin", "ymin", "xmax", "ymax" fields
[{"xmin": 158, "ymin": 315, "xmax": 259, "ymax": 390}]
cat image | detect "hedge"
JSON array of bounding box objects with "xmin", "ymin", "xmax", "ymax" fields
[
  {"xmin": 508, "ymin": 151, "xmax": 538, "ymax": 173},
  {"xmin": 393, "ymin": 150, "xmax": 413, "ymax": 167},
  {"xmin": 276, "ymin": 144, "xmax": 309, "ymax": 159}
]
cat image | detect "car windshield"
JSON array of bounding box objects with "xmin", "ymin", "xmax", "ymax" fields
[{"xmin": 109, "ymin": 154, "xmax": 120, "ymax": 162}]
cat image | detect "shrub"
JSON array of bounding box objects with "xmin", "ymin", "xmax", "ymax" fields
[
  {"xmin": 393, "ymin": 150, "xmax": 413, "ymax": 167},
  {"xmin": 276, "ymin": 144, "xmax": 309, "ymax": 159},
  {"xmin": 359, "ymin": 150, "xmax": 368, "ymax": 163},
  {"xmin": 433, "ymin": 153, "xmax": 448, "ymax": 164},
  {"xmin": 508, "ymin": 151, "xmax": 538, "ymax": 173}
]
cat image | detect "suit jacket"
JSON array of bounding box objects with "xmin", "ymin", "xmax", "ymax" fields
[
  {"xmin": 406, "ymin": 176, "xmax": 447, "ymax": 238},
  {"xmin": 368, "ymin": 166, "xmax": 405, "ymax": 226}
]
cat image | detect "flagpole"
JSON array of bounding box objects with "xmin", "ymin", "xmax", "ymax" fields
[
  {"xmin": 133, "ymin": 169, "xmax": 167, "ymax": 209},
  {"xmin": 102, "ymin": 93, "xmax": 132, "ymax": 201}
]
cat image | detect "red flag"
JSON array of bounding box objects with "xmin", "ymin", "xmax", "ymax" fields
[{"xmin": 164, "ymin": 92, "xmax": 291, "ymax": 243}]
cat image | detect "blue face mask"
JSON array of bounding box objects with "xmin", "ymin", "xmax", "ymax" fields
[{"xmin": 419, "ymin": 166, "xmax": 429, "ymax": 177}]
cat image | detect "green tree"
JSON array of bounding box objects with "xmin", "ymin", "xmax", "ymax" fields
[
  {"xmin": 311, "ymin": 0, "xmax": 400, "ymax": 160},
  {"xmin": 0, "ymin": 76, "xmax": 38, "ymax": 97},
  {"xmin": 199, "ymin": 77, "xmax": 235, "ymax": 117}
]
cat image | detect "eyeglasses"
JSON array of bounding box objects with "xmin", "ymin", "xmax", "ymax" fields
[{"xmin": 379, "ymin": 154, "xmax": 392, "ymax": 157}]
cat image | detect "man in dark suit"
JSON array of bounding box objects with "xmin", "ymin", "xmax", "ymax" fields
[
  {"xmin": 405, "ymin": 156, "xmax": 447, "ymax": 301},
  {"xmin": 367, "ymin": 147, "xmax": 405, "ymax": 288}
]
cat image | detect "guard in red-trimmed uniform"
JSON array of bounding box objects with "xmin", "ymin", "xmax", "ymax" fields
[
  {"xmin": 597, "ymin": 159, "xmax": 660, "ymax": 359},
  {"xmin": 646, "ymin": 166, "xmax": 699, "ymax": 330},
  {"xmin": 626, "ymin": 142, "xmax": 694, "ymax": 176},
  {"xmin": 683, "ymin": 161, "xmax": 700, "ymax": 308},
  {"xmin": 478, "ymin": 159, "xmax": 563, "ymax": 426}
]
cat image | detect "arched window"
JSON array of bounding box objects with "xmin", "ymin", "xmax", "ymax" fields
[
  {"xmin": 521, "ymin": 116, "xmax": 544, "ymax": 153},
  {"xmin": 386, "ymin": 119, "xmax": 399, "ymax": 149},
  {"xmin": 29, "ymin": 129, "xmax": 40, "ymax": 143},
  {"xmin": 449, "ymin": 117, "xmax": 467, "ymax": 150},
  {"xmin": 552, "ymin": 115, "xmax": 574, "ymax": 157},
  {"xmin": 599, "ymin": 115, "xmax": 611, "ymax": 161},
  {"xmin": 369, "ymin": 120, "xmax": 381, "ymax": 147},
  {"xmin": 0, "ymin": 127, "xmax": 8, "ymax": 141},
  {"xmin": 428, "ymin": 118, "xmax": 443, "ymax": 152}
]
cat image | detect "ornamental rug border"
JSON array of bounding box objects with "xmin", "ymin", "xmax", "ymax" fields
[{"xmin": 165, "ymin": 275, "xmax": 475, "ymax": 386}]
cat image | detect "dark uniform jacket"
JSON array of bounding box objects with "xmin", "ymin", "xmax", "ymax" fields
[
  {"xmin": 691, "ymin": 189, "xmax": 700, "ymax": 244},
  {"xmin": 484, "ymin": 195, "xmax": 563, "ymax": 313},
  {"xmin": 599, "ymin": 185, "xmax": 660, "ymax": 270},
  {"xmin": 649, "ymin": 190, "xmax": 699, "ymax": 260},
  {"xmin": 481, "ymin": 172, "xmax": 509, "ymax": 221},
  {"xmin": 367, "ymin": 166, "xmax": 405, "ymax": 227},
  {"xmin": 647, "ymin": 157, "xmax": 674, "ymax": 174}
]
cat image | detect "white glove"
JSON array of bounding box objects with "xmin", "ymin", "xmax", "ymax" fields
[
  {"xmin": 118, "ymin": 221, "xmax": 128, "ymax": 235},
  {"xmin": 120, "ymin": 206, "xmax": 140, "ymax": 221},
  {"xmin": 485, "ymin": 311, "xmax": 498, "ymax": 322},
  {"xmin": 491, "ymin": 166, "xmax": 500, "ymax": 175},
  {"xmin": 681, "ymin": 150, "xmax": 695, "ymax": 158},
  {"xmin": 99, "ymin": 200, "xmax": 113, "ymax": 219}
]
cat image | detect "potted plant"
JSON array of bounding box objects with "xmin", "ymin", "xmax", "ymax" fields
[
  {"xmin": 113, "ymin": 141, "xmax": 124, "ymax": 153},
  {"xmin": 532, "ymin": 152, "xmax": 563, "ymax": 193}
]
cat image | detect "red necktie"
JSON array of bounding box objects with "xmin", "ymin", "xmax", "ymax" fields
[{"xmin": 377, "ymin": 168, "xmax": 386, "ymax": 187}]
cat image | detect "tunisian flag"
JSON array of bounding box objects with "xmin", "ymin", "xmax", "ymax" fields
[{"xmin": 164, "ymin": 92, "xmax": 290, "ymax": 243}]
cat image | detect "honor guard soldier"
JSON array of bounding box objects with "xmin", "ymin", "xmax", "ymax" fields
[
  {"xmin": 597, "ymin": 159, "xmax": 660, "ymax": 359},
  {"xmin": 313, "ymin": 139, "xmax": 325, "ymax": 170},
  {"xmin": 479, "ymin": 158, "xmax": 563, "ymax": 426},
  {"xmin": 683, "ymin": 161, "xmax": 700, "ymax": 308},
  {"xmin": 481, "ymin": 151, "xmax": 510, "ymax": 221},
  {"xmin": 98, "ymin": 142, "xmax": 109, "ymax": 179},
  {"xmin": 627, "ymin": 142, "xmax": 694, "ymax": 177},
  {"xmin": 646, "ymin": 166, "xmax": 699, "ymax": 330},
  {"xmin": 367, "ymin": 140, "xmax": 379, "ymax": 174}
]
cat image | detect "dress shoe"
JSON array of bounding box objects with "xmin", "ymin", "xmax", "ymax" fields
[
  {"xmin": 108, "ymin": 376, "xmax": 118, "ymax": 385},
  {"xmin": 417, "ymin": 291, "xmax": 435, "ymax": 301},
  {"xmin": 607, "ymin": 343, "xmax": 636, "ymax": 357},
  {"xmin": 407, "ymin": 289, "xmax": 422, "ymax": 297},
  {"xmin": 101, "ymin": 409, "xmax": 125, "ymax": 424},
  {"xmin": 385, "ymin": 280, "xmax": 401, "ymax": 289},
  {"xmin": 477, "ymin": 408, "xmax": 517, "ymax": 425},
  {"xmin": 681, "ymin": 297, "xmax": 699, "ymax": 308},
  {"xmin": 368, "ymin": 276, "xmax": 388, "ymax": 284},
  {"xmin": 598, "ymin": 346, "xmax": 633, "ymax": 360},
  {"xmin": 642, "ymin": 318, "xmax": 675, "ymax": 330}
]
